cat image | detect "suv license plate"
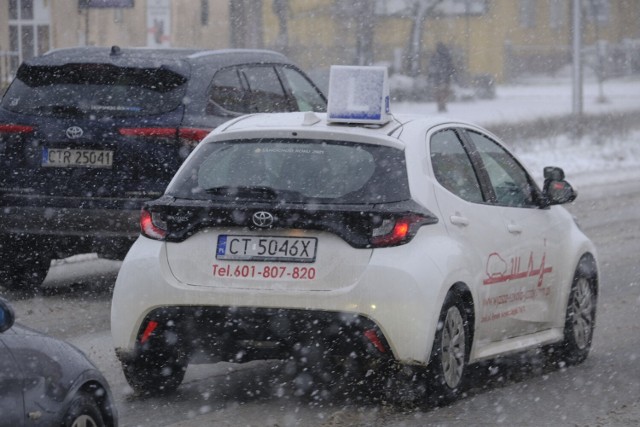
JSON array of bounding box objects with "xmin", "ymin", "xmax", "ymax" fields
[
  {"xmin": 216, "ymin": 235, "xmax": 317, "ymax": 263},
  {"xmin": 42, "ymin": 148, "xmax": 114, "ymax": 168}
]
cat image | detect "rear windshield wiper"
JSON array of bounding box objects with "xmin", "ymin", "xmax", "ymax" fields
[
  {"xmin": 203, "ymin": 185, "xmax": 306, "ymax": 201},
  {"xmin": 33, "ymin": 105, "xmax": 85, "ymax": 117}
]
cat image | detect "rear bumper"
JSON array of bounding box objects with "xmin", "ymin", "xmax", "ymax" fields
[
  {"xmin": 115, "ymin": 305, "xmax": 394, "ymax": 366},
  {"xmin": 0, "ymin": 195, "xmax": 145, "ymax": 257},
  {"xmin": 111, "ymin": 236, "xmax": 446, "ymax": 366}
]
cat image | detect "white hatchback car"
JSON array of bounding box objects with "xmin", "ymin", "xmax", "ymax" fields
[{"xmin": 111, "ymin": 67, "xmax": 598, "ymax": 401}]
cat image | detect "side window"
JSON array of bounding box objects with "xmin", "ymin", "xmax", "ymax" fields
[
  {"xmin": 430, "ymin": 129, "xmax": 484, "ymax": 203},
  {"xmin": 241, "ymin": 65, "xmax": 292, "ymax": 113},
  {"xmin": 208, "ymin": 67, "xmax": 246, "ymax": 113},
  {"xmin": 280, "ymin": 66, "xmax": 326, "ymax": 112},
  {"xmin": 466, "ymin": 130, "xmax": 537, "ymax": 207},
  {"xmin": 208, "ymin": 65, "xmax": 292, "ymax": 114}
]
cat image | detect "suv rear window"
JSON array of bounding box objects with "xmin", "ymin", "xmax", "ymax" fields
[
  {"xmin": 1, "ymin": 64, "xmax": 187, "ymax": 117},
  {"xmin": 167, "ymin": 139, "xmax": 410, "ymax": 204}
]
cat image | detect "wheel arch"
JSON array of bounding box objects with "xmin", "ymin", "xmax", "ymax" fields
[{"xmin": 449, "ymin": 281, "xmax": 476, "ymax": 351}]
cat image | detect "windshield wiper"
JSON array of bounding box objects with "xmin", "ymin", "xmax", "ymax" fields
[
  {"xmin": 203, "ymin": 186, "xmax": 306, "ymax": 201},
  {"xmin": 33, "ymin": 105, "xmax": 85, "ymax": 117}
]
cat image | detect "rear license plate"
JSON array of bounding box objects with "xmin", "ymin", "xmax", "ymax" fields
[
  {"xmin": 216, "ymin": 235, "xmax": 317, "ymax": 263},
  {"xmin": 42, "ymin": 148, "xmax": 114, "ymax": 168}
]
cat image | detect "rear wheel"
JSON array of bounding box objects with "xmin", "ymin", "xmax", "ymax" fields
[
  {"xmin": 0, "ymin": 241, "xmax": 52, "ymax": 292},
  {"xmin": 425, "ymin": 291, "xmax": 471, "ymax": 403},
  {"xmin": 122, "ymin": 349, "xmax": 188, "ymax": 395}
]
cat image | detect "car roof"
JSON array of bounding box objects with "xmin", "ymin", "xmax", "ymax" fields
[
  {"xmin": 209, "ymin": 112, "xmax": 457, "ymax": 150},
  {"xmin": 23, "ymin": 46, "xmax": 294, "ymax": 73}
]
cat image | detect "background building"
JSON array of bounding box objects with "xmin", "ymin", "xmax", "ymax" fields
[{"xmin": 2, "ymin": 0, "xmax": 640, "ymax": 93}]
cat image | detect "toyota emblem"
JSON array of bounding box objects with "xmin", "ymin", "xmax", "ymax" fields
[
  {"xmin": 252, "ymin": 211, "xmax": 274, "ymax": 228},
  {"xmin": 65, "ymin": 126, "xmax": 84, "ymax": 139}
]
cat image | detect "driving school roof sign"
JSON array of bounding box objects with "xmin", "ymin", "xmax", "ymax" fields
[{"xmin": 327, "ymin": 65, "xmax": 391, "ymax": 125}]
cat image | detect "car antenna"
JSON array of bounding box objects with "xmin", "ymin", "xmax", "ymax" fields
[{"xmin": 110, "ymin": 45, "xmax": 122, "ymax": 56}]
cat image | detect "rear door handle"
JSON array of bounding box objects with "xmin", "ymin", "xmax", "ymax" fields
[
  {"xmin": 507, "ymin": 223, "xmax": 523, "ymax": 234},
  {"xmin": 450, "ymin": 215, "xmax": 469, "ymax": 227}
]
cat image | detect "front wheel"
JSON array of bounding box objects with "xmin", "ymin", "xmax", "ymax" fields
[
  {"xmin": 425, "ymin": 291, "xmax": 471, "ymax": 403},
  {"xmin": 556, "ymin": 259, "xmax": 597, "ymax": 366},
  {"xmin": 62, "ymin": 392, "xmax": 105, "ymax": 427}
]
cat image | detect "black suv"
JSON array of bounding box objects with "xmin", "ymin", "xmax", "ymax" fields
[{"xmin": 0, "ymin": 46, "xmax": 326, "ymax": 290}]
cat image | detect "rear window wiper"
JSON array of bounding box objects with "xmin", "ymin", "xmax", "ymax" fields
[
  {"xmin": 203, "ymin": 185, "xmax": 306, "ymax": 201},
  {"xmin": 33, "ymin": 105, "xmax": 85, "ymax": 117}
]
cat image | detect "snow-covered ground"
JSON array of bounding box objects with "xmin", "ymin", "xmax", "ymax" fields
[{"xmin": 395, "ymin": 76, "xmax": 640, "ymax": 187}]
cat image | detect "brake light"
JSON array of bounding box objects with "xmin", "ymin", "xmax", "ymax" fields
[
  {"xmin": 140, "ymin": 207, "xmax": 167, "ymax": 240},
  {"xmin": 140, "ymin": 320, "xmax": 159, "ymax": 344},
  {"xmin": 0, "ymin": 124, "xmax": 34, "ymax": 134},
  {"xmin": 178, "ymin": 127, "xmax": 211, "ymax": 144},
  {"xmin": 119, "ymin": 127, "xmax": 177, "ymax": 138},
  {"xmin": 370, "ymin": 214, "xmax": 436, "ymax": 247}
]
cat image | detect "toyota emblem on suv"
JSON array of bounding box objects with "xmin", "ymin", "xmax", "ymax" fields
[
  {"xmin": 252, "ymin": 211, "xmax": 274, "ymax": 228},
  {"xmin": 65, "ymin": 126, "xmax": 84, "ymax": 139}
]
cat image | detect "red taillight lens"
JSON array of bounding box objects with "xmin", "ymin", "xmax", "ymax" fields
[
  {"xmin": 119, "ymin": 127, "xmax": 178, "ymax": 138},
  {"xmin": 0, "ymin": 124, "xmax": 35, "ymax": 134},
  {"xmin": 178, "ymin": 127, "xmax": 211, "ymax": 144},
  {"xmin": 140, "ymin": 320, "xmax": 159, "ymax": 344},
  {"xmin": 370, "ymin": 214, "xmax": 435, "ymax": 247},
  {"xmin": 140, "ymin": 208, "xmax": 167, "ymax": 240}
]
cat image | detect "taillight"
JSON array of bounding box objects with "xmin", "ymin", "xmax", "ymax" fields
[
  {"xmin": 119, "ymin": 127, "xmax": 177, "ymax": 138},
  {"xmin": 178, "ymin": 127, "xmax": 211, "ymax": 145},
  {"xmin": 0, "ymin": 124, "xmax": 35, "ymax": 134},
  {"xmin": 370, "ymin": 214, "xmax": 436, "ymax": 247},
  {"xmin": 140, "ymin": 207, "xmax": 167, "ymax": 240}
]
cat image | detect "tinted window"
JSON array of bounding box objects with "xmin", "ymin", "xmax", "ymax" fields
[
  {"xmin": 207, "ymin": 67, "xmax": 246, "ymax": 113},
  {"xmin": 1, "ymin": 64, "xmax": 187, "ymax": 117},
  {"xmin": 466, "ymin": 130, "xmax": 538, "ymax": 207},
  {"xmin": 430, "ymin": 129, "xmax": 484, "ymax": 203},
  {"xmin": 209, "ymin": 65, "xmax": 294, "ymax": 114},
  {"xmin": 167, "ymin": 139, "xmax": 410, "ymax": 204},
  {"xmin": 281, "ymin": 66, "xmax": 326, "ymax": 112}
]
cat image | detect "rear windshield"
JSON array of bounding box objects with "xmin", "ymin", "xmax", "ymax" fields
[
  {"xmin": 166, "ymin": 139, "xmax": 410, "ymax": 204},
  {"xmin": 1, "ymin": 63, "xmax": 187, "ymax": 117}
]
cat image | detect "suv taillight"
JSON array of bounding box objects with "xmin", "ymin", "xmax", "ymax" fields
[
  {"xmin": 178, "ymin": 127, "xmax": 211, "ymax": 145},
  {"xmin": 119, "ymin": 127, "xmax": 177, "ymax": 138},
  {"xmin": 140, "ymin": 207, "xmax": 167, "ymax": 240},
  {"xmin": 370, "ymin": 214, "xmax": 436, "ymax": 248},
  {"xmin": 0, "ymin": 124, "xmax": 35, "ymax": 134}
]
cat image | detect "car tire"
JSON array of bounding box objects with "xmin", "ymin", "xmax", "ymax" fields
[
  {"xmin": 425, "ymin": 290, "xmax": 471, "ymax": 403},
  {"xmin": 555, "ymin": 257, "xmax": 597, "ymax": 366},
  {"xmin": 122, "ymin": 351, "xmax": 188, "ymax": 395},
  {"xmin": 62, "ymin": 392, "xmax": 105, "ymax": 427},
  {"xmin": 0, "ymin": 248, "xmax": 51, "ymax": 292}
]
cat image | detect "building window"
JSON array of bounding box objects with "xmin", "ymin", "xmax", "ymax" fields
[
  {"xmin": 549, "ymin": 0, "xmax": 567, "ymax": 30},
  {"xmin": 6, "ymin": 0, "xmax": 50, "ymax": 79},
  {"xmin": 587, "ymin": 0, "xmax": 610, "ymax": 24},
  {"xmin": 518, "ymin": 0, "xmax": 536, "ymax": 28}
]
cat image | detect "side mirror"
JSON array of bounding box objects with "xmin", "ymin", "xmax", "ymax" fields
[
  {"xmin": 543, "ymin": 167, "xmax": 577, "ymax": 205},
  {"xmin": 0, "ymin": 297, "xmax": 15, "ymax": 333},
  {"xmin": 543, "ymin": 166, "xmax": 565, "ymax": 181}
]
